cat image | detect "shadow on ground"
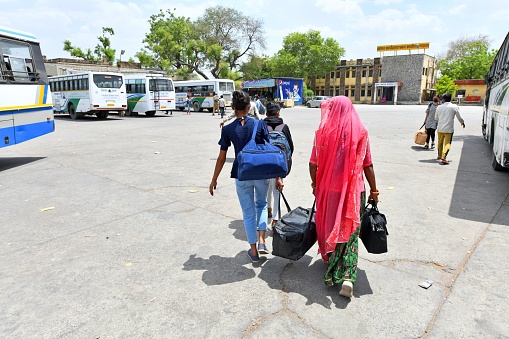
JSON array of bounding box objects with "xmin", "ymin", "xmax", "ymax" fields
[
  {"xmin": 449, "ymin": 135, "xmax": 509, "ymax": 226},
  {"xmin": 0, "ymin": 157, "xmax": 45, "ymax": 172}
]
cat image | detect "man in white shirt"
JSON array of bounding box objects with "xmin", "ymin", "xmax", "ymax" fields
[{"xmin": 434, "ymin": 93, "xmax": 465, "ymax": 165}]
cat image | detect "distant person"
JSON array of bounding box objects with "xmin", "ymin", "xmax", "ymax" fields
[
  {"xmin": 220, "ymin": 94, "xmax": 262, "ymax": 127},
  {"xmin": 254, "ymin": 94, "xmax": 266, "ymax": 115},
  {"xmin": 264, "ymin": 102, "xmax": 294, "ymax": 227},
  {"xmin": 218, "ymin": 95, "xmax": 226, "ymax": 118},
  {"xmin": 422, "ymin": 95, "xmax": 440, "ymax": 149},
  {"xmin": 186, "ymin": 95, "xmax": 191, "ymax": 115},
  {"xmin": 434, "ymin": 93, "xmax": 465, "ymax": 165},
  {"xmin": 309, "ymin": 96, "xmax": 379, "ymax": 298},
  {"xmin": 213, "ymin": 92, "xmax": 220, "ymax": 116},
  {"xmin": 209, "ymin": 90, "xmax": 284, "ymax": 263}
]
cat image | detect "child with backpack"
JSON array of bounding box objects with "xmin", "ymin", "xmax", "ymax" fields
[{"xmin": 264, "ymin": 101, "xmax": 294, "ymax": 227}]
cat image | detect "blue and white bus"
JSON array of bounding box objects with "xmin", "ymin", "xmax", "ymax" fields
[{"xmin": 0, "ymin": 26, "xmax": 54, "ymax": 148}]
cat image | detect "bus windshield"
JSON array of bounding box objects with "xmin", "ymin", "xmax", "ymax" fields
[
  {"xmin": 93, "ymin": 74, "xmax": 123, "ymax": 88},
  {"xmin": 149, "ymin": 78, "xmax": 174, "ymax": 91}
]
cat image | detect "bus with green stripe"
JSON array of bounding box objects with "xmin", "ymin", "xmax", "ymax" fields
[
  {"xmin": 124, "ymin": 74, "xmax": 175, "ymax": 116},
  {"xmin": 49, "ymin": 71, "xmax": 126, "ymax": 120},
  {"xmin": 174, "ymin": 79, "xmax": 234, "ymax": 112}
]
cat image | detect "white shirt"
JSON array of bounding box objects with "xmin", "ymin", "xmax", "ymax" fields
[{"xmin": 435, "ymin": 102, "xmax": 464, "ymax": 133}]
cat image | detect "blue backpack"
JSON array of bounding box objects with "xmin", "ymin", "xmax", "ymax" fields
[{"xmin": 267, "ymin": 124, "xmax": 292, "ymax": 174}]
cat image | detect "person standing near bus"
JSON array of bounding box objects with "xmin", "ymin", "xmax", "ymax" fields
[
  {"xmin": 219, "ymin": 95, "xmax": 226, "ymax": 119},
  {"xmin": 435, "ymin": 93, "xmax": 465, "ymax": 165},
  {"xmin": 213, "ymin": 92, "xmax": 220, "ymax": 116},
  {"xmin": 186, "ymin": 94, "xmax": 191, "ymax": 115}
]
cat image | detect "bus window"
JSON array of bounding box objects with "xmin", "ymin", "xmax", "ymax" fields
[
  {"xmin": 227, "ymin": 82, "xmax": 234, "ymax": 92},
  {"xmin": 219, "ymin": 82, "xmax": 226, "ymax": 91},
  {"xmin": 1, "ymin": 40, "xmax": 34, "ymax": 81},
  {"xmin": 93, "ymin": 74, "xmax": 123, "ymax": 88}
]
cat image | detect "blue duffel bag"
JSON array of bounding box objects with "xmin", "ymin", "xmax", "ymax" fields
[{"xmin": 237, "ymin": 120, "xmax": 288, "ymax": 181}]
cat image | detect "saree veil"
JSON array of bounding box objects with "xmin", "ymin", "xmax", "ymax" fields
[{"xmin": 314, "ymin": 96, "xmax": 368, "ymax": 260}]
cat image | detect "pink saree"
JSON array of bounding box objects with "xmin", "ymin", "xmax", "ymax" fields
[{"xmin": 312, "ymin": 96, "xmax": 368, "ymax": 261}]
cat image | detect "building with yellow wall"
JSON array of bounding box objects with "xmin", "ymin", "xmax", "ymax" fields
[{"xmin": 454, "ymin": 79, "xmax": 486, "ymax": 103}]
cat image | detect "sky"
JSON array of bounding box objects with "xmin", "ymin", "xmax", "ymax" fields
[{"xmin": 1, "ymin": 0, "xmax": 508, "ymax": 66}]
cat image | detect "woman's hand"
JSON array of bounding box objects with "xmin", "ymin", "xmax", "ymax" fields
[
  {"xmin": 368, "ymin": 190, "xmax": 379, "ymax": 204},
  {"xmin": 276, "ymin": 178, "xmax": 284, "ymax": 191},
  {"xmin": 209, "ymin": 179, "xmax": 217, "ymax": 196}
]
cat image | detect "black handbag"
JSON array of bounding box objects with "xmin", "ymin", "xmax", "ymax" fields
[
  {"xmin": 271, "ymin": 192, "xmax": 317, "ymax": 261},
  {"xmin": 359, "ymin": 200, "xmax": 388, "ymax": 254}
]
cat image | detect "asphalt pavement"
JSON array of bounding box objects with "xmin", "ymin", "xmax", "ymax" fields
[{"xmin": 1, "ymin": 104, "xmax": 508, "ymax": 338}]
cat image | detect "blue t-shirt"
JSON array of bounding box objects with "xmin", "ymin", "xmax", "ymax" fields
[{"xmin": 219, "ymin": 117, "xmax": 269, "ymax": 178}]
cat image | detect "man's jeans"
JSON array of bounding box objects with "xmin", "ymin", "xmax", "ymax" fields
[{"xmin": 235, "ymin": 179, "xmax": 269, "ymax": 244}]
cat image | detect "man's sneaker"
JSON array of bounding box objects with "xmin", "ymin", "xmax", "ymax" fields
[
  {"xmin": 247, "ymin": 249, "xmax": 260, "ymax": 263},
  {"xmin": 258, "ymin": 243, "xmax": 269, "ymax": 255},
  {"xmin": 339, "ymin": 281, "xmax": 353, "ymax": 298}
]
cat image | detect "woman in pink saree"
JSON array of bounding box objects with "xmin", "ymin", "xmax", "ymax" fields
[{"xmin": 309, "ymin": 96, "xmax": 379, "ymax": 298}]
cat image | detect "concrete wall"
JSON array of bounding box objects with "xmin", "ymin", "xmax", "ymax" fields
[{"xmin": 380, "ymin": 54, "xmax": 425, "ymax": 104}]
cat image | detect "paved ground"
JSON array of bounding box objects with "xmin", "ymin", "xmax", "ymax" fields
[{"xmin": 1, "ymin": 104, "xmax": 508, "ymax": 338}]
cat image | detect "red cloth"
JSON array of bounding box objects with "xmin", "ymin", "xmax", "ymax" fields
[{"xmin": 309, "ymin": 96, "xmax": 370, "ymax": 261}]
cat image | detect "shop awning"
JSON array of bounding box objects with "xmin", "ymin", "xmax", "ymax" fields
[{"xmin": 242, "ymin": 79, "xmax": 276, "ymax": 88}]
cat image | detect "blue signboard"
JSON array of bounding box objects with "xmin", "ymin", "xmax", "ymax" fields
[{"xmin": 276, "ymin": 78, "xmax": 303, "ymax": 105}]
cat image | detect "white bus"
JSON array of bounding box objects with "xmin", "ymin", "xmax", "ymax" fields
[
  {"xmin": 49, "ymin": 71, "xmax": 127, "ymax": 119},
  {"xmin": 0, "ymin": 26, "xmax": 54, "ymax": 148},
  {"xmin": 124, "ymin": 74, "xmax": 175, "ymax": 116},
  {"xmin": 483, "ymin": 31, "xmax": 509, "ymax": 170},
  {"xmin": 174, "ymin": 79, "xmax": 235, "ymax": 112}
]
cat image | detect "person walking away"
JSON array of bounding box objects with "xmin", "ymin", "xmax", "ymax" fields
[
  {"xmin": 423, "ymin": 95, "xmax": 440, "ymax": 149},
  {"xmin": 434, "ymin": 93, "xmax": 465, "ymax": 165},
  {"xmin": 309, "ymin": 96, "xmax": 379, "ymax": 298},
  {"xmin": 209, "ymin": 90, "xmax": 284, "ymax": 263},
  {"xmin": 254, "ymin": 94, "xmax": 266, "ymax": 115},
  {"xmin": 186, "ymin": 95, "xmax": 191, "ymax": 115},
  {"xmin": 219, "ymin": 95, "xmax": 226, "ymax": 119},
  {"xmin": 213, "ymin": 92, "xmax": 220, "ymax": 116},
  {"xmin": 220, "ymin": 95, "xmax": 262, "ymax": 128},
  {"xmin": 264, "ymin": 101, "xmax": 294, "ymax": 227}
]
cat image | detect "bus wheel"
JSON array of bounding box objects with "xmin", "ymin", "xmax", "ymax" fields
[
  {"xmin": 96, "ymin": 111, "xmax": 108, "ymax": 119},
  {"xmin": 492, "ymin": 152, "xmax": 504, "ymax": 171},
  {"xmin": 69, "ymin": 103, "xmax": 77, "ymax": 120},
  {"xmin": 145, "ymin": 111, "xmax": 156, "ymax": 117},
  {"xmin": 193, "ymin": 101, "xmax": 201, "ymax": 112},
  {"xmin": 125, "ymin": 106, "xmax": 133, "ymax": 116}
]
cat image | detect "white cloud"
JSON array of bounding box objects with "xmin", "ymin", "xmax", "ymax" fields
[{"xmin": 374, "ymin": 0, "xmax": 403, "ymax": 4}]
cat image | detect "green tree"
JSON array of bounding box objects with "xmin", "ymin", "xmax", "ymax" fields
[
  {"xmin": 435, "ymin": 75, "xmax": 458, "ymax": 95},
  {"xmin": 136, "ymin": 9, "xmax": 206, "ymax": 78},
  {"xmin": 138, "ymin": 7, "xmax": 266, "ymax": 79},
  {"xmin": 271, "ymin": 30, "xmax": 345, "ymax": 79},
  {"xmin": 63, "ymin": 27, "xmax": 116, "ymax": 63},
  {"xmin": 438, "ymin": 35, "xmax": 497, "ymax": 80},
  {"xmin": 194, "ymin": 6, "xmax": 266, "ymax": 79},
  {"xmin": 239, "ymin": 54, "xmax": 273, "ymax": 80}
]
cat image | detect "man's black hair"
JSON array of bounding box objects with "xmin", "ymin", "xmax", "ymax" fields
[
  {"xmin": 266, "ymin": 102, "xmax": 280, "ymax": 117},
  {"xmin": 442, "ymin": 93, "xmax": 452, "ymax": 102}
]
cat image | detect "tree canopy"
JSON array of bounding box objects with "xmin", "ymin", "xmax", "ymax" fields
[
  {"xmin": 270, "ymin": 30, "xmax": 345, "ymax": 79},
  {"xmin": 137, "ymin": 7, "xmax": 266, "ymax": 79},
  {"xmin": 63, "ymin": 27, "xmax": 116, "ymax": 63},
  {"xmin": 438, "ymin": 35, "xmax": 497, "ymax": 80},
  {"xmin": 435, "ymin": 75, "xmax": 458, "ymax": 95}
]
